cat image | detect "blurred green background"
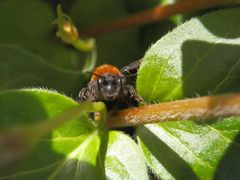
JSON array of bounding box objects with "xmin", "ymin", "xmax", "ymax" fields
[{"xmin": 0, "ymin": 0, "xmax": 177, "ymax": 97}]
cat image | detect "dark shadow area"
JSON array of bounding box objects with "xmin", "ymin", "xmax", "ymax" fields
[
  {"xmin": 0, "ymin": 46, "xmax": 86, "ymax": 97},
  {"xmin": 43, "ymin": 0, "xmax": 78, "ymax": 10},
  {"xmin": 181, "ymin": 40, "xmax": 240, "ymax": 97},
  {"xmin": 123, "ymin": 0, "xmax": 159, "ymax": 12},
  {"xmin": 214, "ymin": 133, "xmax": 240, "ymax": 180},
  {"xmin": 96, "ymin": 130, "xmax": 109, "ymax": 179},
  {"xmin": 199, "ymin": 7, "xmax": 240, "ymax": 39},
  {"xmin": 137, "ymin": 126, "xmax": 199, "ymax": 180},
  {"xmin": 45, "ymin": 159, "xmax": 103, "ymax": 180},
  {"xmin": 0, "ymin": 91, "xmax": 50, "ymax": 128},
  {"xmin": 0, "ymin": 134, "xmax": 67, "ymax": 180},
  {"xmin": 28, "ymin": 131, "xmax": 108, "ymax": 180}
]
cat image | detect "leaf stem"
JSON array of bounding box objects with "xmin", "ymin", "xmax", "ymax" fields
[
  {"xmin": 36, "ymin": 102, "xmax": 106, "ymax": 136},
  {"xmin": 107, "ymin": 93, "xmax": 240, "ymax": 127},
  {"xmin": 82, "ymin": 0, "xmax": 239, "ymax": 37},
  {"xmin": 55, "ymin": 5, "xmax": 97, "ymax": 72},
  {"xmin": 55, "ymin": 5, "xmax": 96, "ymax": 51},
  {"xmin": 72, "ymin": 38, "xmax": 96, "ymax": 52}
]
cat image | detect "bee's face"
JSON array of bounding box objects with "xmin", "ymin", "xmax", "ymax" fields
[
  {"xmin": 97, "ymin": 75, "xmax": 123, "ymax": 101},
  {"xmin": 78, "ymin": 61, "xmax": 143, "ymax": 106}
]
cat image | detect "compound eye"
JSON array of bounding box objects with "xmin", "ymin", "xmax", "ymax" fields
[{"xmin": 99, "ymin": 77, "xmax": 108, "ymax": 86}]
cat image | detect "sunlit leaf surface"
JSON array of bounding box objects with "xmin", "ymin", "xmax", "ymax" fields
[
  {"xmin": 0, "ymin": 89, "xmax": 148, "ymax": 179},
  {"xmin": 137, "ymin": 8, "xmax": 240, "ymax": 179}
]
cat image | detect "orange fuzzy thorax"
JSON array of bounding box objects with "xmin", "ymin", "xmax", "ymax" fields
[{"xmin": 91, "ymin": 64, "xmax": 121, "ymax": 81}]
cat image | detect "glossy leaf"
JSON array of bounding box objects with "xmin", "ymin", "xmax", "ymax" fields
[
  {"xmin": 105, "ymin": 131, "xmax": 148, "ymax": 180},
  {"xmin": 137, "ymin": 8, "xmax": 240, "ymax": 102},
  {"xmin": 0, "ymin": 92, "xmax": 104, "ymax": 168},
  {"xmin": 0, "ymin": 89, "xmax": 105, "ymax": 179},
  {"xmin": 0, "ymin": 89, "xmax": 148, "ymax": 179},
  {"xmin": 0, "ymin": 44, "xmax": 86, "ymax": 96},
  {"xmin": 137, "ymin": 8, "xmax": 240, "ymax": 179}
]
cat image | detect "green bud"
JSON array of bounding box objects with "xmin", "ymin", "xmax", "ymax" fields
[{"xmin": 55, "ymin": 5, "xmax": 79, "ymax": 44}]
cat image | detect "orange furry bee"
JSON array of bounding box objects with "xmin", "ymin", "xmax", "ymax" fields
[{"xmin": 78, "ymin": 60, "xmax": 144, "ymax": 109}]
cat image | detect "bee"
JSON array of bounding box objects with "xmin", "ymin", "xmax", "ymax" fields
[{"xmin": 78, "ymin": 59, "xmax": 144, "ymax": 110}]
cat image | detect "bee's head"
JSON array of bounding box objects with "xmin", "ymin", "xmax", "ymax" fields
[{"xmin": 97, "ymin": 74, "xmax": 123, "ymax": 101}]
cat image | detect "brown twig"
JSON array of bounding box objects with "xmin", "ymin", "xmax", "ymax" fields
[
  {"xmin": 107, "ymin": 93, "xmax": 240, "ymax": 127},
  {"xmin": 81, "ymin": 0, "xmax": 239, "ymax": 37}
]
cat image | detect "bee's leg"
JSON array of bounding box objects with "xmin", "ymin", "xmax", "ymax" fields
[
  {"xmin": 120, "ymin": 59, "xmax": 143, "ymax": 76},
  {"xmin": 78, "ymin": 87, "xmax": 97, "ymax": 120},
  {"xmin": 78, "ymin": 87, "xmax": 95, "ymax": 103},
  {"xmin": 78, "ymin": 87, "xmax": 88, "ymax": 102},
  {"xmin": 125, "ymin": 85, "xmax": 146, "ymax": 105}
]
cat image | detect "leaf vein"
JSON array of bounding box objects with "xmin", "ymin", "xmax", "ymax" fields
[
  {"xmin": 158, "ymin": 126, "xmax": 214, "ymax": 169},
  {"xmin": 0, "ymin": 159, "xmax": 63, "ymax": 179},
  {"xmin": 149, "ymin": 58, "xmax": 170, "ymax": 101},
  {"xmin": 207, "ymin": 125, "xmax": 240, "ymax": 147},
  {"xmin": 162, "ymin": 30, "xmax": 235, "ymax": 101},
  {"xmin": 213, "ymin": 57, "xmax": 240, "ymax": 93},
  {"xmin": 48, "ymin": 131, "xmax": 98, "ymax": 179}
]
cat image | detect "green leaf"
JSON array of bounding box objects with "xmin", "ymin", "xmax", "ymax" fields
[
  {"xmin": 0, "ymin": 89, "xmax": 148, "ymax": 179},
  {"xmin": 105, "ymin": 131, "xmax": 148, "ymax": 180},
  {"xmin": 137, "ymin": 8, "xmax": 240, "ymax": 179},
  {"xmin": 0, "ymin": 44, "xmax": 86, "ymax": 96},
  {"xmin": 0, "ymin": 94, "xmax": 103, "ymax": 168},
  {"xmin": 137, "ymin": 8, "xmax": 240, "ymax": 102},
  {"xmin": 0, "ymin": 89, "xmax": 106, "ymax": 179},
  {"xmin": 137, "ymin": 119, "xmax": 240, "ymax": 179}
]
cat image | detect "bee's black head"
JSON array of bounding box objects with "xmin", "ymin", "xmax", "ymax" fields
[{"xmin": 97, "ymin": 74, "xmax": 124, "ymax": 101}]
